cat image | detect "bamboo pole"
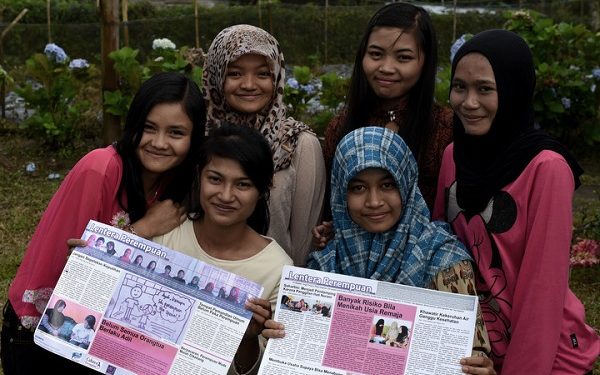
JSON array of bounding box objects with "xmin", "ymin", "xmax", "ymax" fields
[
  {"xmin": 452, "ymin": 0, "xmax": 457, "ymax": 42},
  {"xmin": 47, "ymin": 0, "xmax": 52, "ymax": 43},
  {"xmin": 258, "ymin": 0, "xmax": 262, "ymax": 29},
  {"xmin": 324, "ymin": 0, "xmax": 328, "ymax": 64},
  {"xmin": 100, "ymin": 0, "xmax": 121, "ymax": 144},
  {"xmin": 194, "ymin": 0, "xmax": 200, "ymax": 48},
  {"xmin": 0, "ymin": 8, "xmax": 28, "ymax": 119},
  {"xmin": 122, "ymin": 0, "xmax": 129, "ymax": 46},
  {"xmin": 267, "ymin": 0, "xmax": 272, "ymax": 35}
]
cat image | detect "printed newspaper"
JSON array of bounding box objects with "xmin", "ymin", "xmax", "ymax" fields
[
  {"xmin": 258, "ymin": 265, "xmax": 478, "ymax": 375},
  {"xmin": 34, "ymin": 220, "xmax": 264, "ymax": 375}
]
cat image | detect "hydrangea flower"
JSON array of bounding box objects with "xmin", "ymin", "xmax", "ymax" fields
[
  {"xmin": 286, "ymin": 77, "xmax": 299, "ymax": 89},
  {"xmin": 591, "ymin": 84, "xmax": 596, "ymax": 93},
  {"xmin": 592, "ymin": 68, "xmax": 600, "ymax": 79},
  {"xmin": 450, "ymin": 34, "xmax": 471, "ymax": 63},
  {"xmin": 301, "ymin": 83, "xmax": 316, "ymax": 95},
  {"xmin": 152, "ymin": 38, "xmax": 176, "ymax": 50},
  {"xmin": 570, "ymin": 239, "xmax": 600, "ymax": 268},
  {"xmin": 68, "ymin": 58, "xmax": 89, "ymax": 70},
  {"xmin": 44, "ymin": 43, "xmax": 68, "ymax": 64},
  {"xmin": 561, "ymin": 97, "xmax": 571, "ymax": 109}
]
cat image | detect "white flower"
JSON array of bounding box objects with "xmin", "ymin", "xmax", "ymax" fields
[
  {"xmin": 592, "ymin": 68, "xmax": 600, "ymax": 79},
  {"xmin": 68, "ymin": 58, "xmax": 89, "ymax": 70},
  {"xmin": 561, "ymin": 97, "xmax": 571, "ymax": 109},
  {"xmin": 44, "ymin": 43, "xmax": 68, "ymax": 64},
  {"xmin": 152, "ymin": 38, "xmax": 176, "ymax": 50}
]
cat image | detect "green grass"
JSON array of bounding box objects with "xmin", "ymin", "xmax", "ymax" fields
[{"xmin": 0, "ymin": 128, "xmax": 598, "ymax": 373}]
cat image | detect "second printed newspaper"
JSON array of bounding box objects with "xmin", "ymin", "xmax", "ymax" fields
[{"xmin": 258, "ymin": 265, "xmax": 478, "ymax": 375}]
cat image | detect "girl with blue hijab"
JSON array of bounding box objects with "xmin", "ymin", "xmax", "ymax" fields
[{"xmin": 265, "ymin": 127, "xmax": 494, "ymax": 374}]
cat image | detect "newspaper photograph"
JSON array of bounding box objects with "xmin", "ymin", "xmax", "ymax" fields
[
  {"xmin": 258, "ymin": 265, "xmax": 478, "ymax": 375},
  {"xmin": 34, "ymin": 220, "xmax": 264, "ymax": 375}
]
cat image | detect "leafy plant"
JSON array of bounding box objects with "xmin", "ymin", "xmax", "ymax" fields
[
  {"xmin": 15, "ymin": 44, "xmax": 93, "ymax": 149},
  {"xmin": 284, "ymin": 66, "xmax": 319, "ymax": 118},
  {"xmin": 504, "ymin": 10, "xmax": 600, "ymax": 145},
  {"xmin": 104, "ymin": 39, "xmax": 195, "ymax": 120}
]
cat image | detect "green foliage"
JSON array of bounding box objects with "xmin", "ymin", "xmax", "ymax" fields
[
  {"xmin": 15, "ymin": 49, "xmax": 93, "ymax": 149},
  {"xmin": 283, "ymin": 68, "xmax": 348, "ymax": 136},
  {"xmin": 104, "ymin": 41, "xmax": 196, "ymax": 120},
  {"xmin": 284, "ymin": 66, "xmax": 318, "ymax": 119},
  {"xmin": 319, "ymin": 71, "xmax": 348, "ymax": 109},
  {"xmin": 434, "ymin": 65, "xmax": 452, "ymax": 107},
  {"xmin": 504, "ymin": 10, "xmax": 600, "ymax": 145}
]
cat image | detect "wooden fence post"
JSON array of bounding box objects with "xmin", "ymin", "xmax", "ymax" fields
[
  {"xmin": 100, "ymin": 0, "xmax": 121, "ymax": 145},
  {"xmin": 0, "ymin": 8, "xmax": 28, "ymax": 119}
]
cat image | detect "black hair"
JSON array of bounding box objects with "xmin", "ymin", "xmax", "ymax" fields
[
  {"xmin": 375, "ymin": 318, "xmax": 385, "ymax": 335},
  {"xmin": 188, "ymin": 125, "xmax": 274, "ymax": 235},
  {"xmin": 115, "ymin": 72, "xmax": 206, "ymax": 222},
  {"xmin": 106, "ymin": 241, "xmax": 115, "ymax": 249},
  {"xmin": 85, "ymin": 315, "xmax": 96, "ymax": 330},
  {"xmin": 343, "ymin": 2, "xmax": 437, "ymax": 164}
]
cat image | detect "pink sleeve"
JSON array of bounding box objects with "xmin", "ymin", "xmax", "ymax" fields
[
  {"xmin": 501, "ymin": 156, "xmax": 574, "ymax": 373},
  {"xmin": 9, "ymin": 148, "xmax": 122, "ymax": 322},
  {"xmin": 432, "ymin": 143, "xmax": 453, "ymax": 221}
]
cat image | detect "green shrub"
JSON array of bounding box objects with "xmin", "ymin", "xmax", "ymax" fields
[
  {"xmin": 16, "ymin": 44, "xmax": 94, "ymax": 150},
  {"xmin": 504, "ymin": 10, "xmax": 600, "ymax": 145}
]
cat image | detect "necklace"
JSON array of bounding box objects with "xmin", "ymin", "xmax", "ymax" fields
[{"xmin": 385, "ymin": 110, "xmax": 400, "ymax": 133}]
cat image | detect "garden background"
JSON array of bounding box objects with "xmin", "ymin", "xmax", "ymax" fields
[{"xmin": 0, "ymin": 0, "xmax": 599, "ymax": 373}]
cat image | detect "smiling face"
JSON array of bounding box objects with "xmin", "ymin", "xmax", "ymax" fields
[
  {"xmin": 200, "ymin": 156, "xmax": 260, "ymax": 229},
  {"xmin": 136, "ymin": 102, "xmax": 193, "ymax": 182},
  {"xmin": 450, "ymin": 53, "xmax": 498, "ymax": 136},
  {"xmin": 346, "ymin": 168, "xmax": 403, "ymax": 233},
  {"xmin": 362, "ymin": 27, "xmax": 424, "ymax": 109},
  {"xmin": 223, "ymin": 53, "xmax": 274, "ymax": 114}
]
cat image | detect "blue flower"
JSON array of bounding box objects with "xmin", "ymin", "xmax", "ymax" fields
[
  {"xmin": 286, "ymin": 77, "xmax": 299, "ymax": 89},
  {"xmin": 561, "ymin": 97, "xmax": 571, "ymax": 109},
  {"xmin": 592, "ymin": 68, "xmax": 600, "ymax": 79},
  {"xmin": 44, "ymin": 43, "xmax": 68, "ymax": 64},
  {"xmin": 69, "ymin": 58, "xmax": 89, "ymax": 70},
  {"xmin": 302, "ymin": 83, "xmax": 316, "ymax": 95},
  {"xmin": 450, "ymin": 34, "xmax": 470, "ymax": 63}
]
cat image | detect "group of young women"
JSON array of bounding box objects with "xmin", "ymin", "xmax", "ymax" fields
[{"xmin": 1, "ymin": 2, "xmax": 598, "ymax": 374}]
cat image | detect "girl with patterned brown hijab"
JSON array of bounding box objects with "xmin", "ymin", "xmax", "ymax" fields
[{"xmin": 203, "ymin": 25, "xmax": 326, "ymax": 266}]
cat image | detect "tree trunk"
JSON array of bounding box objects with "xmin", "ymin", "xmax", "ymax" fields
[{"xmin": 100, "ymin": 0, "xmax": 121, "ymax": 145}]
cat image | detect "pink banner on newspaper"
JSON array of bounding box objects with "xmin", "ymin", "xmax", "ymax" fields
[
  {"xmin": 89, "ymin": 319, "xmax": 178, "ymax": 375},
  {"xmin": 323, "ymin": 294, "xmax": 417, "ymax": 375}
]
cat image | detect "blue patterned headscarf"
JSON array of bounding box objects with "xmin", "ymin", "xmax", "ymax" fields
[{"xmin": 308, "ymin": 127, "xmax": 470, "ymax": 287}]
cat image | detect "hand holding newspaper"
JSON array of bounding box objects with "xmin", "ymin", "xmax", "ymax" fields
[
  {"xmin": 34, "ymin": 220, "xmax": 264, "ymax": 375},
  {"xmin": 258, "ymin": 265, "xmax": 478, "ymax": 375}
]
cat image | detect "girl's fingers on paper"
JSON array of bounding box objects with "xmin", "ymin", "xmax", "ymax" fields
[
  {"xmin": 262, "ymin": 327, "xmax": 285, "ymax": 339},
  {"xmin": 246, "ymin": 298, "xmax": 271, "ymax": 322},
  {"xmin": 264, "ymin": 319, "xmax": 284, "ymax": 330},
  {"xmin": 460, "ymin": 356, "xmax": 496, "ymax": 375},
  {"xmin": 67, "ymin": 238, "xmax": 87, "ymax": 248}
]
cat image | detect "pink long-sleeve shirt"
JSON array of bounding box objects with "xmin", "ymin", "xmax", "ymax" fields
[{"xmin": 433, "ymin": 144, "xmax": 600, "ymax": 374}]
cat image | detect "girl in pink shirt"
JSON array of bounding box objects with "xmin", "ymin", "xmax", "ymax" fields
[{"xmin": 434, "ymin": 29, "xmax": 599, "ymax": 374}]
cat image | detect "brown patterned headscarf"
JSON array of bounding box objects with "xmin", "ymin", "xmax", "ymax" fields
[{"xmin": 203, "ymin": 24, "xmax": 311, "ymax": 171}]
